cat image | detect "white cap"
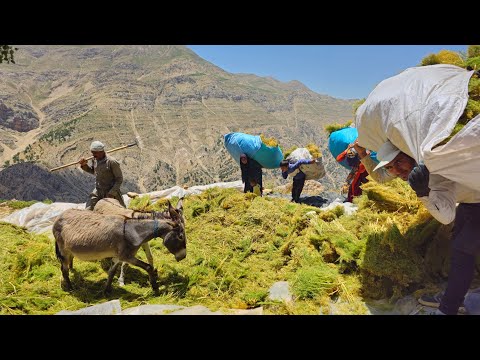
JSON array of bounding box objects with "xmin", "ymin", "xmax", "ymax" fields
[
  {"xmin": 90, "ymin": 141, "xmax": 105, "ymax": 152},
  {"xmin": 373, "ymin": 140, "xmax": 401, "ymax": 172}
]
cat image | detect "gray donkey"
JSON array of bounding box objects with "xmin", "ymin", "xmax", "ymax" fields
[
  {"xmin": 93, "ymin": 198, "xmax": 172, "ymax": 286},
  {"xmin": 53, "ymin": 199, "xmax": 186, "ymax": 293}
]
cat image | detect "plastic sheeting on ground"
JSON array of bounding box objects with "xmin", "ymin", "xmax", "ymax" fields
[
  {"xmin": 0, "ymin": 180, "xmax": 244, "ymax": 234},
  {"xmin": 2, "ymin": 202, "xmax": 86, "ymax": 234},
  {"xmin": 224, "ymin": 132, "xmax": 283, "ymax": 169},
  {"xmin": 356, "ymin": 64, "xmax": 480, "ymax": 192},
  {"xmin": 286, "ymin": 148, "xmax": 326, "ymax": 180},
  {"xmin": 318, "ymin": 198, "xmax": 358, "ymax": 216}
]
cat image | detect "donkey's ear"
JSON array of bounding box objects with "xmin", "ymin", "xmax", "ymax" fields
[
  {"xmin": 176, "ymin": 199, "xmax": 183, "ymax": 212},
  {"xmin": 168, "ymin": 204, "xmax": 180, "ymax": 221}
]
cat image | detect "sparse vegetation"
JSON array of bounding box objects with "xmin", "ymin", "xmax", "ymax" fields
[{"xmin": 39, "ymin": 118, "xmax": 80, "ymax": 144}]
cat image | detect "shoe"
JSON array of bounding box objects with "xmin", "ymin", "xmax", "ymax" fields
[
  {"xmin": 418, "ymin": 292, "xmax": 467, "ymax": 314},
  {"xmin": 418, "ymin": 293, "xmax": 443, "ymax": 308}
]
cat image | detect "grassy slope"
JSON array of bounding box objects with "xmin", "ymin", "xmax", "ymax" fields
[{"xmin": 1, "ymin": 181, "xmax": 474, "ymax": 315}]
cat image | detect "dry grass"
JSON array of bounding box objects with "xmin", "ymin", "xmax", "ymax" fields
[{"xmin": 1, "ymin": 180, "xmax": 475, "ymax": 314}]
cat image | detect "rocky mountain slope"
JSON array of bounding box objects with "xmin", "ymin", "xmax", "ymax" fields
[{"xmin": 0, "ymin": 45, "xmax": 355, "ymax": 201}]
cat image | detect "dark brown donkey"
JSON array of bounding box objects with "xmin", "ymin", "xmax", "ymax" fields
[{"xmin": 53, "ymin": 200, "xmax": 186, "ymax": 293}]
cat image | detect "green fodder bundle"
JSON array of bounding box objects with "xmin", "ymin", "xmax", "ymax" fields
[
  {"xmin": 0, "ymin": 222, "xmax": 87, "ymax": 314},
  {"xmin": 260, "ymin": 134, "xmax": 278, "ymax": 147},
  {"xmin": 353, "ymin": 99, "xmax": 366, "ymax": 115},
  {"xmin": 420, "ymin": 49, "xmax": 465, "ymax": 67},
  {"xmin": 308, "ymin": 219, "xmax": 363, "ymax": 273},
  {"xmin": 129, "ymin": 195, "xmax": 173, "ymax": 213},
  {"xmin": 420, "ymin": 47, "xmax": 480, "ymax": 146},
  {"xmin": 291, "ymin": 264, "xmax": 340, "ymax": 300},
  {"xmin": 305, "ymin": 143, "xmax": 322, "ymax": 158},
  {"xmin": 360, "ymin": 178, "xmax": 421, "ymax": 214},
  {"xmin": 283, "ymin": 144, "xmax": 322, "ymax": 160},
  {"xmin": 282, "ymin": 146, "xmax": 298, "ymax": 159},
  {"xmin": 324, "ymin": 121, "xmax": 353, "ymax": 136}
]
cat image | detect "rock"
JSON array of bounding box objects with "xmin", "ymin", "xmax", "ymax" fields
[
  {"xmin": 167, "ymin": 305, "xmax": 223, "ymax": 315},
  {"xmin": 121, "ymin": 304, "xmax": 185, "ymax": 315},
  {"xmin": 268, "ymin": 281, "xmax": 292, "ymax": 303},
  {"xmin": 56, "ymin": 300, "xmax": 122, "ymax": 315},
  {"xmin": 465, "ymin": 290, "xmax": 480, "ymax": 315}
]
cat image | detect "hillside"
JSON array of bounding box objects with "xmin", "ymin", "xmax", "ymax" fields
[
  {"xmin": 0, "ymin": 162, "xmax": 140, "ymax": 202},
  {"xmin": 0, "ymin": 45, "xmax": 354, "ymax": 201}
]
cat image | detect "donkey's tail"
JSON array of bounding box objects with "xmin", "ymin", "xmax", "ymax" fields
[{"xmin": 55, "ymin": 241, "xmax": 64, "ymax": 262}]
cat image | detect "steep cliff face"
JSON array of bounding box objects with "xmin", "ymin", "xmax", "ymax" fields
[
  {"xmin": 0, "ymin": 45, "xmax": 354, "ymax": 200},
  {"xmin": 0, "ymin": 101, "xmax": 39, "ymax": 132}
]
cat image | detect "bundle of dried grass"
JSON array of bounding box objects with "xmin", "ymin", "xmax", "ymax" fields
[
  {"xmin": 421, "ymin": 46, "xmax": 480, "ymax": 146},
  {"xmin": 324, "ymin": 121, "xmax": 353, "ymax": 136},
  {"xmin": 260, "ymin": 134, "xmax": 278, "ymax": 147},
  {"xmin": 305, "ymin": 143, "xmax": 322, "ymax": 158}
]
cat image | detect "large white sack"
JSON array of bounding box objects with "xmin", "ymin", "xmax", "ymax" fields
[
  {"xmin": 355, "ymin": 64, "xmax": 480, "ymax": 191},
  {"xmin": 286, "ymin": 148, "xmax": 326, "ymax": 181},
  {"xmin": 356, "ymin": 64, "xmax": 472, "ymax": 160},
  {"xmin": 423, "ymin": 114, "xmax": 480, "ymax": 191}
]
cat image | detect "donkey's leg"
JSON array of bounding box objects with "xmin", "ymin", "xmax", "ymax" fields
[
  {"xmin": 61, "ymin": 255, "xmax": 73, "ymax": 291},
  {"xmin": 105, "ymin": 258, "xmax": 122, "ymax": 294},
  {"xmin": 118, "ymin": 261, "xmax": 127, "ymax": 287},
  {"xmin": 124, "ymin": 257, "xmax": 159, "ymax": 293},
  {"xmin": 142, "ymin": 243, "xmax": 154, "ymax": 267},
  {"xmin": 117, "ymin": 244, "xmax": 152, "ymax": 287}
]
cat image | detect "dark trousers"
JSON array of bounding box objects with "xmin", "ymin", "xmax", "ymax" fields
[
  {"xmin": 85, "ymin": 187, "xmax": 126, "ymax": 211},
  {"xmin": 244, "ymin": 182, "xmax": 253, "ymax": 193},
  {"xmin": 292, "ymin": 171, "xmax": 306, "ymax": 203},
  {"xmin": 440, "ymin": 203, "xmax": 480, "ymax": 315}
]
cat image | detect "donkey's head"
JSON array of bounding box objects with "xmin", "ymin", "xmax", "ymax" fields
[{"xmin": 163, "ymin": 199, "xmax": 187, "ymax": 261}]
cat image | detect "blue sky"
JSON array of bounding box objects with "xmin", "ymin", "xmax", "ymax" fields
[{"xmin": 187, "ymin": 45, "xmax": 468, "ymax": 100}]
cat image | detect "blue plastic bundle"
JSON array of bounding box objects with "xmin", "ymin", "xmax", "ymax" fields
[
  {"xmin": 328, "ymin": 127, "xmax": 377, "ymax": 170},
  {"xmin": 224, "ymin": 132, "xmax": 284, "ymax": 169}
]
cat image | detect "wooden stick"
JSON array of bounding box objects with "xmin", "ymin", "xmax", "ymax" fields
[{"xmin": 49, "ymin": 142, "xmax": 137, "ymax": 172}]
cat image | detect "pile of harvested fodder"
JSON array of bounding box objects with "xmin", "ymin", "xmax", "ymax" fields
[{"xmin": 3, "ymin": 179, "xmax": 476, "ymax": 315}]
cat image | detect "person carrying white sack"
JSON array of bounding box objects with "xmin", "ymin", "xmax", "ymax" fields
[{"xmin": 354, "ymin": 64, "xmax": 480, "ymax": 314}]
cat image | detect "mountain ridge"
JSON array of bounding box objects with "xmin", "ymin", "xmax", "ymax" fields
[{"xmin": 0, "ymin": 45, "xmax": 355, "ymax": 201}]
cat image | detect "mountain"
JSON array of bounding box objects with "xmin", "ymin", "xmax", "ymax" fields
[{"xmin": 0, "ymin": 45, "xmax": 355, "ymax": 200}]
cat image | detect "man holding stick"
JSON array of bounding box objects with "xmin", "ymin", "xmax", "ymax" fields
[{"xmin": 79, "ymin": 140, "xmax": 126, "ymax": 210}]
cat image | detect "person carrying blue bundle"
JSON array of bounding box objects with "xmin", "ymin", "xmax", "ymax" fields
[
  {"xmin": 240, "ymin": 153, "xmax": 263, "ymax": 195},
  {"xmin": 280, "ymin": 158, "xmax": 315, "ymax": 203}
]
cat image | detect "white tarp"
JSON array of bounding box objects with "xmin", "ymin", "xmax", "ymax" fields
[
  {"xmin": 286, "ymin": 148, "xmax": 326, "ymax": 181},
  {"xmin": 2, "ymin": 202, "xmax": 85, "ymax": 234},
  {"xmin": 1, "ymin": 180, "xmax": 244, "ymax": 234},
  {"xmin": 355, "ymin": 64, "xmax": 479, "ymax": 191}
]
